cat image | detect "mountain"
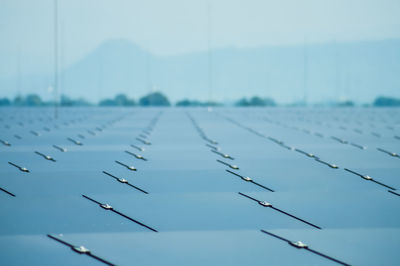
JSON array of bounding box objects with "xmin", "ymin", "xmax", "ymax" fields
[{"xmin": 2, "ymin": 39, "xmax": 400, "ymax": 103}]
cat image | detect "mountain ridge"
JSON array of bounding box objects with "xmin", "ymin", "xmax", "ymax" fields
[{"xmin": 2, "ymin": 38, "xmax": 400, "ymax": 103}]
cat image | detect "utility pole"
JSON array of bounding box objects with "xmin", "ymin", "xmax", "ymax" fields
[
  {"xmin": 60, "ymin": 19, "xmax": 65, "ymax": 103},
  {"xmin": 303, "ymin": 39, "xmax": 308, "ymax": 106},
  {"xmin": 335, "ymin": 41, "xmax": 340, "ymax": 101},
  {"xmin": 145, "ymin": 48, "xmax": 150, "ymax": 91},
  {"xmin": 17, "ymin": 45, "xmax": 21, "ymax": 97},
  {"xmin": 207, "ymin": 3, "xmax": 213, "ymax": 106},
  {"xmin": 54, "ymin": 0, "xmax": 59, "ymax": 118},
  {"xmin": 98, "ymin": 49, "xmax": 103, "ymax": 104}
]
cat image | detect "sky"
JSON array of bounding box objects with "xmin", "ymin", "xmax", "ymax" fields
[
  {"xmin": 1, "ymin": 0, "xmax": 400, "ymax": 63},
  {"xmin": 0, "ymin": 0, "xmax": 400, "ymax": 101}
]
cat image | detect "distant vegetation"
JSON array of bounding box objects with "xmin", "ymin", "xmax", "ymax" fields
[
  {"xmin": 335, "ymin": 100, "xmax": 355, "ymax": 107},
  {"xmin": 0, "ymin": 98, "xmax": 11, "ymax": 106},
  {"xmin": 175, "ymin": 99, "xmax": 221, "ymax": 107},
  {"xmin": 99, "ymin": 94, "xmax": 135, "ymax": 106},
  {"xmin": 98, "ymin": 92, "xmax": 171, "ymax": 106},
  {"xmin": 0, "ymin": 94, "xmax": 92, "ymax": 107},
  {"xmin": 1, "ymin": 94, "xmax": 400, "ymax": 107},
  {"xmin": 60, "ymin": 95, "xmax": 91, "ymax": 106},
  {"xmin": 235, "ymin": 96, "xmax": 276, "ymax": 107},
  {"xmin": 373, "ymin": 96, "xmax": 400, "ymax": 107},
  {"xmin": 139, "ymin": 92, "xmax": 170, "ymax": 106},
  {"xmin": 13, "ymin": 94, "xmax": 44, "ymax": 106}
]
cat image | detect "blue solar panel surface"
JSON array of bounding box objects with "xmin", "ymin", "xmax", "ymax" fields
[{"xmin": 0, "ymin": 107, "xmax": 399, "ymax": 265}]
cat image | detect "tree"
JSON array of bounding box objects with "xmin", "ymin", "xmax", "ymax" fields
[
  {"xmin": 374, "ymin": 96, "xmax": 400, "ymax": 107},
  {"xmin": 175, "ymin": 99, "xmax": 222, "ymax": 107},
  {"xmin": 99, "ymin": 99, "xmax": 117, "ymax": 106},
  {"xmin": 235, "ymin": 96, "xmax": 276, "ymax": 107},
  {"xmin": 176, "ymin": 99, "xmax": 198, "ymax": 107},
  {"xmin": 99, "ymin": 94, "xmax": 135, "ymax": 106},
  {"xmin": 60, "ymin": 95, "xmax": 91, "ymax": 106},
  {"xmin": 139, "ymin": 92, "xmax": 170, "ymax": 106},
  {"xmin": 336, "ymin": 100, "xmax": 354, "ymax": 107},
  {"xmin": 13, "ymin": 96, "xmax": 24, "ymax": 106},
  {"xmin": 0, "ymin": 98, "xmax": 11, "ymax": 106},
  {"xmin": 114, "ymin": 94, "xmax": 135, "ymax": 106},
  {"xmin": 235, "ymin": 98, "xmax": 250, "ymax": 106},
  {"xmin": 25, "ymin": 94, "xmax": 42, "ymax": 106}
]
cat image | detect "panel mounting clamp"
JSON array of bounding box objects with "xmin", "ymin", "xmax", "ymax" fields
[
  {"xmin": 102, "ymin": 171, "xmax": 148, "ymax": 194},
  {"xmin": 82, "ymin": 195, "xmax": 157, "ymax": 232},
  {"xmin": 8, "ymin": 162, "xmax": 29, "ymax": 173},
  {"xmin": 115, "ymin": 160, "xmax": 137, "ymax": 171},
  {"xmin": 226, "ymin": 170, "xmax": 274, "ymax": 192},
  {"xmin": 47, "ymin": 234, "xmax": 115, "ymax": 266},
  {"xmin": 238, "ymin": 192, "xmax": 321, "ymax": 229},
  {"xmin": 260, "ymin": 230, "xmax": 350, "ymax": 266},
  {"xmin": 217, "ymin": 159, "xmax": 239, "ymax": 170}
]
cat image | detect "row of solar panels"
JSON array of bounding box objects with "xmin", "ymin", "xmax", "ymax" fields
[{"xmin": 0, "ymin": 107, "xmax": 399, "ymax": 265}]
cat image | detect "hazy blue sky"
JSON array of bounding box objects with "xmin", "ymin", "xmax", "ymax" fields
[
  {"xmin": 1, "ymin": 0, "xmax": 400, "ymax": 102},
  {"xmin": 1, "ymin": 0, "xmax": 400, "ymax": 66}
]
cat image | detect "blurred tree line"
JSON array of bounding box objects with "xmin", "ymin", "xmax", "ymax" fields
[
  {"xmin": 0, "ymin": 92, "xmax": 172, "ymax": 107},
  {"xmin": 235, "ymin": 96, "xmax": 276, "ymax": 107},
  {"xmin": 1, "ymin": 93, "xmax": 400, "ymax": 107},
  {"xmin": 373, "ymin": 96, "xmax": 400, "ymax": 107}
]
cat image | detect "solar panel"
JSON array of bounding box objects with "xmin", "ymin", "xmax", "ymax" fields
[{"xmin": 0, "ymin": 107, "xmax": 399, "ymax": 265}]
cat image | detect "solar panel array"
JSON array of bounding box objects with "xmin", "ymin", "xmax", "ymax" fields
[{"xmin": 1, "ymin": 107, "xmax": 399, "ymax": 265}]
